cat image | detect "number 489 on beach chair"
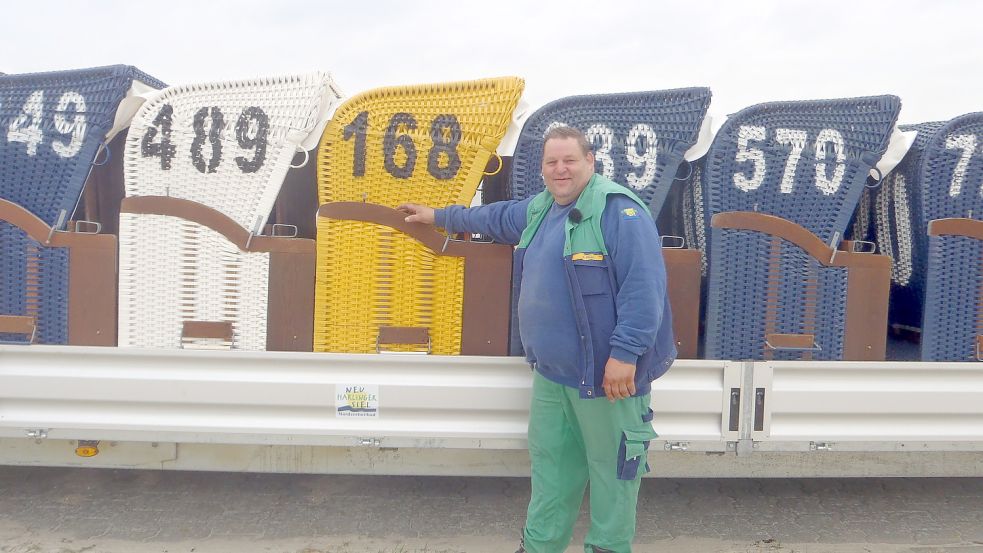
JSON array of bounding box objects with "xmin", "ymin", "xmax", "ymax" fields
[{"xmin": 118, "ymin": 73, "xmax": 342, "ymax": 351}]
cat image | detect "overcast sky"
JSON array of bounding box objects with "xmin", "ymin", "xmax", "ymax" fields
[{"xmin": 1, "ymin": 0, "xmax": 978, "ymax": 124}]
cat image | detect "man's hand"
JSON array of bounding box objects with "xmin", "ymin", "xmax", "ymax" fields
[
  {"xmin": 396, "ymin": 203, "xmax": 436, "ymax": 225},
  {"xmin": 602, "ymin": 357, "xmax": 637, "ymax": 402}
]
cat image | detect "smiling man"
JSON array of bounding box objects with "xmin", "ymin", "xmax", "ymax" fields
[{"xmin": 399, "ymin": 126, "xmax": 676, "ymax": 553}]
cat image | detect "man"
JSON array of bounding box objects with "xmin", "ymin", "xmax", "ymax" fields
[{"xmin": 399, "ymin": 126, "xmax": 676, "ymax": 553}]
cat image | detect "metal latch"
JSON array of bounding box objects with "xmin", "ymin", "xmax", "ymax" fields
[
  {"xmin": 810, "ymin": 441, "xmax": 833, "ymax": 451},
  {"xmin": 357, "ymin": 437, "xmax": 381, "ymax": 447},
  {"xmin": 664, "ymin": 441, "xmax": 689, "ymax": 452},
  {"xmin": 25, "ymin": 428, "xmax": 48, "ymax": 440}
]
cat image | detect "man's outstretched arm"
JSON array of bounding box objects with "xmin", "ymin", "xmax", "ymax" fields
[{"xmin": 397, "ymin": 198, "xmax": 532, "ymax": 245}]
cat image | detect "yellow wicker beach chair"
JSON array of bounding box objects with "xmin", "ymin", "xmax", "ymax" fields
[{"xmin": 315, "ymin": 77, "xmax": 524, "ymax": 355}]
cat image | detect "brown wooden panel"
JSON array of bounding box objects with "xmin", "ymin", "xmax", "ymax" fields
[
  {"xmin": 461, "ymin": 242, "xmax": 512, "ymax": 356},
  {"xmin": 182, "ymin": 321, "xmax": 234, "ymax": 341},
  {"xmin": 67, "ymin": 234, "xmax": 117, "ymax": 346},
  {"xmin": 267, "ymin": 248, "xmax": 316, "ymax": 352},
  {"xmin": 663, "ymin": 248, "xmax": 700, "ymax": 359},
  {"xmin": 0, "ymin": 315, "xmax": 35, "ymax": 336},
  {"xmin": 843, "ymin": 260, "xmax": 890, "ymax": 360}
]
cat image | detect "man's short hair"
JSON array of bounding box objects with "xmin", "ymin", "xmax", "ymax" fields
[{"xmin": 543, "ymin": 126, "xmax": 592, "ymax": 157}]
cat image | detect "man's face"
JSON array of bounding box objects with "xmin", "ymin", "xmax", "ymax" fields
[{"xmin": 541, "ymin": 137, "xmax": 595, "ymax": 205}]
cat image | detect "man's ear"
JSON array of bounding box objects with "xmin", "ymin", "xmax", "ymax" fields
[{"xmin": 586, "ymin": 151, "xmax": 595, "ymax": 165}]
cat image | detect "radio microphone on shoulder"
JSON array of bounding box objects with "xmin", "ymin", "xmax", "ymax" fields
[{"xmin": 568, "ymin": 208, "xmax": 583, "ymax": 224}]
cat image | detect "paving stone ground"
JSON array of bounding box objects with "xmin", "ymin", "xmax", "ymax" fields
[{"xmin": 1, "ymin": 466, "xmax": 983, "ymax": 552}]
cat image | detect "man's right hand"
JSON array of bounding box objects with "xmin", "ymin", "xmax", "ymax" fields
[{"xmin": 396, "ymin": 203, "xmax": 436, "ymax": 225}]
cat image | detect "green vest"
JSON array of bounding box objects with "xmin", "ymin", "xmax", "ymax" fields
[{"xmin": 517, "ymin": 173, "xmax": 651, "ymax": 256}]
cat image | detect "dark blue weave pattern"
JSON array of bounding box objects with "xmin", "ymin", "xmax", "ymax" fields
[
  {"xmin": 919, "ymin": 114, "xmax": 983, "ymax": 226},
  {"xmin": 0, "ymin": 221, "xmax": 69, "ymax": 344},
  {"xmin": 918, "ymin": 113, "xmax": 983, "ymax": 361},
  {"xmin": 510, "ymin": 88, "xmax": 711, "ymax": 216},
  {"xmin": 1, "ymin": 65, "xmax": 163, "ymax": 346},
  {"xmin": 705, "ymin": 228, "xmax": 848, "ymax": 360},
  {"xmin": 857, "ymin": 122, "xmax": 944, "ymax": 331},
  {"xmin": 922, "ymin": 234, "xmax": 983, "ymax": 361},
  {"xmin": 0, "ymin": 65, "xmax": 165, "ymax": 226},
  {"xmin": 703, "ymin": 96, "xmax": 898, "ymax": 361},
  {"xmin": 705, "ymin": 96, "xmax": 901, "ymax": 245}
]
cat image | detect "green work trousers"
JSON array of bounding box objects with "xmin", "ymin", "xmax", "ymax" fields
[{"xmin": 523, "ymin": 372, "xmax": 657, "ymax": 553}]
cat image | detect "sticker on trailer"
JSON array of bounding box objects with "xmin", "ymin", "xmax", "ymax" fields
[{"xmin": 336, "ymin": 384, "xmax": 379, "ymax": 418}]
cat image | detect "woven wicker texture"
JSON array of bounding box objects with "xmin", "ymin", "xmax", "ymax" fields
[
  {"xmin": 318, "ymin": 77, "xmax": 523, "ymax": 208},
  {"xmin": 124, "ymin": 73, "xmax": 342, "ymax": 233},
  {"xmin": 117, "ymin": 212, "xmax": 270, "ymax": 350},
  {"xmin": 922, "ymin": 233, "xmax": 983, "ymax": 361},
  {"xmin": 705, "ymin": 227, "xmax": 848, "ymax": 360},
  {"xmin": 855, "ymin": 122, "xmax": 945, "ymax": 331},
  {"xmin": 0, "ymin": 65, "xmax": 165, "ymax": 226},
  {"xmin": 0, "ymin": 221, "xmax": 69, "ymax": 344},
  {"xmin": 314, "ymin": 218, "xmax": 464, "ymax": 354},
  {"xmin": 679, "ymin": 159, "xmax": 708, "ymax": 277},
  {"xmin": 509, "ymin": 88, "xmax": 712, "ymax": 215},
  {"xmin": 314, "ymin": 77, "xmax": 522, "ymax": 355},
  {"xmin": 919, "ymin": 114, "xmax": 983, "ymax": 229},
  {"xmin": 916, "ymin": 113, "xmax": 983, "ymax": 360},
  {"xmin": 705, "ymin": 96, "xmax": 901, "ymax": 244}
]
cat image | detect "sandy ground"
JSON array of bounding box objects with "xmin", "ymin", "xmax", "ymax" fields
[{"xmin": 3, "ymin": 467, "xmax": 983, "ymax": 553}]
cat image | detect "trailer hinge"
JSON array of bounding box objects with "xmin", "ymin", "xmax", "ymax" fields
[
  {"xmin": 664, "ymin": 441, "xmax": 689, "ymax": 452},
  {"xmin": 357, "ymin": 437, "xmax": 381, "ymax": 447},
  {"xmin": 25, "ymin": 428, "xmax": 49, "ymax": 440},
  {"xmin": 810, "ymin": 441, "xmax": 833, "ymax": 451}
]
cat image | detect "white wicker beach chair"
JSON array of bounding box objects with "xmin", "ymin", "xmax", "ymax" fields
[{"xmin": 118, "ymin": 73, "xmax": 342, "ymax": 350}]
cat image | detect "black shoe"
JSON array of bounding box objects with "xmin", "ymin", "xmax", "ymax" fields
[
  {"xmin": 588, "ymin": 546, "xmax": 614, "ymax": 553},
  {"xmin": 514, "ymin": 530, "xmax": 526, "ymax": 553}
]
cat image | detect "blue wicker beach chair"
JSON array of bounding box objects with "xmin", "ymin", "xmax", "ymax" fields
[
  {"xmin": 919, "ymin": 113, "xmax": 983, "ymax": 361},
  {"xmin": 508, "ymin": 88, "xmax": 712, "ymax": 358},
  {"xmin": 510, "ymin": 88, "xmax": 711, "ymax": 215},
  {"xmin": 0, "ymin": 65, "xmax": 164, "ymax": 345},
  {"xmin": 704, "ymin": 96, "xmax": 900, "ymax": 361}
]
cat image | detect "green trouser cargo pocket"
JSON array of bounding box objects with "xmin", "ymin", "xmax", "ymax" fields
[{"xmin": 617, "ymin": 407, "xmax": 657, "ymax": 481}]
